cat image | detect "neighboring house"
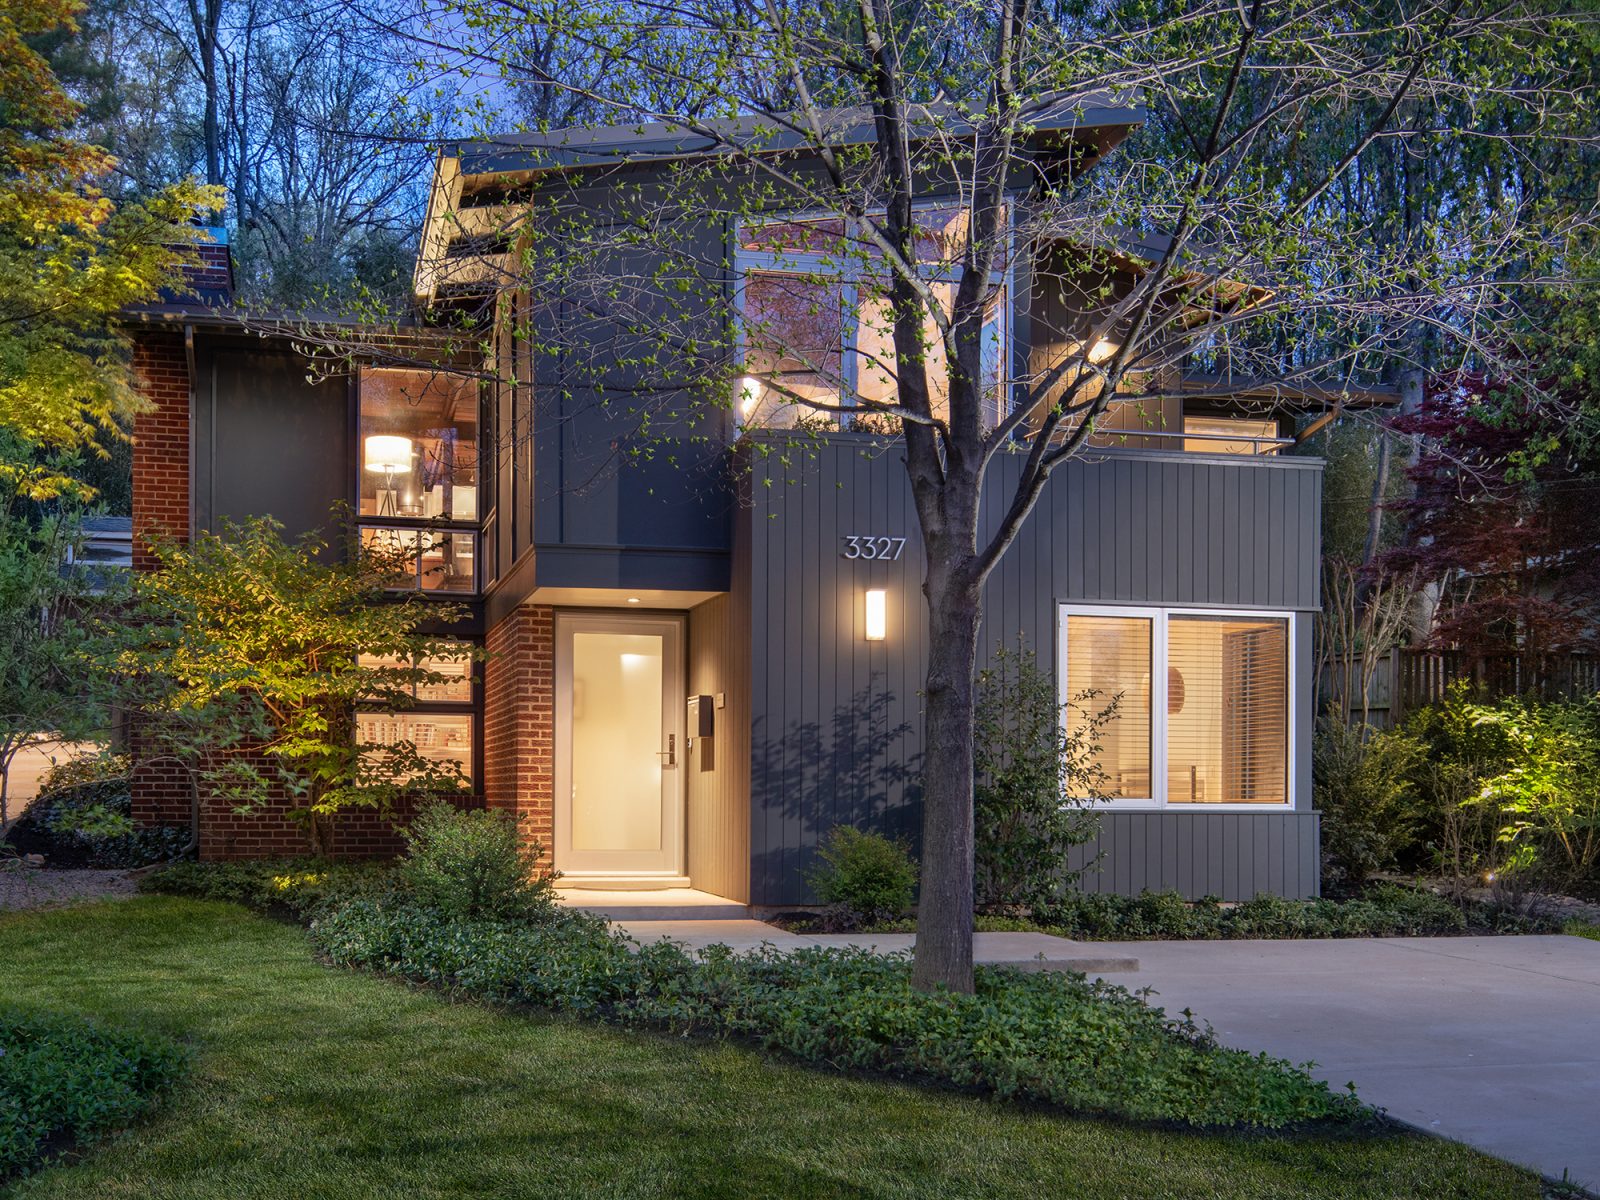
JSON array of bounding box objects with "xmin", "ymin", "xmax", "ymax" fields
[{"xmin": 126, "ymin": 105, "xmax": 1371, "ymax": 904}]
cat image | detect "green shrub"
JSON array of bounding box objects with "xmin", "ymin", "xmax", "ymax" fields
[
  {"xmin": 1024, "ymin": 883, "xmax": 1510, "ymax": 941},
  {"xmin": 309, "ymin": 900, "xmax": 1362, "ymax": 1129},
  {"xmin": 139, "ymin": 858, "xmax": 396, "ymax": 918},
  {"xmin": 1312, "ymin": 716, "xmax": 1425, "ymax": 887},
  {"xmin": 2, "ymin": 772, "xmax": 188, "ymax": 869},
  {"xmin": 1395, "ymin": 689, "xmax": 1600, "ymax": 897},
  {"xmin": 0, "ymin": 1007, "xmax": 184, "ymax": 1181},
  {"xmin": 974, "ymin": 639, "xmax": 1107, "ymax": 910},
  {"xmin": 1463, "ymin": 696, "xmax": 1600, "ymax": 889},
  {"xmin": 398, "ymin": 802, "xmax": 555, "ymax": 921},
  {"xmin": 805, "ymin": 825, "xmax": 918, "ymax": 929},
  {"xmin": 1402, "ymin": 686, "xmax": 1521, "ymax": 890}
]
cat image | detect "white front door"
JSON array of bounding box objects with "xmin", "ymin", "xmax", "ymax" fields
[{"xmin": 553, "ymin": 612, "xmax": 685, "ymax": 880}]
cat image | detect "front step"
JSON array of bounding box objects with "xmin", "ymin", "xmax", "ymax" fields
[{"xmin": 555, "ymin": 887, "xmax": 750, "ymax": 922}]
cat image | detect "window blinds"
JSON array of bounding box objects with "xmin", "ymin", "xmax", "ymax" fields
[
  {"xmin": 1065, "ymin": 615, "xmax": 1153, "ymax": 799},
  {"xmin": 1165, "ymin": 616, "xmax": 1288, "ymax": 804}
]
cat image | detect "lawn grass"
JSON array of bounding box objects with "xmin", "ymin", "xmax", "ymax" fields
[{"xmin": 0, "ymin": 897, "xmax": 1550, "ymax": 1199}]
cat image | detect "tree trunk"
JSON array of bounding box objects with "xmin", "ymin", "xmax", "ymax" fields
[{"xmin": 911, "ymin": 570, "xmax": 983, "ymax": 994}]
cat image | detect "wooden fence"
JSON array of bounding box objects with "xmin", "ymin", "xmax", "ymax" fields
[{"xmin": 1321, "ymin": 649, "xmax": 1600, "ymax": 728}]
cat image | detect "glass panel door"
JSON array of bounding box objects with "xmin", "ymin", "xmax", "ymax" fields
[{"xmin": 554, "ymin": 614, "xmax": 684, "ymax": 878}]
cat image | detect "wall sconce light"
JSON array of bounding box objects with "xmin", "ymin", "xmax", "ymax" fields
[
  {"xmin": 864, "ymin": 589, "xmax": 887, "ymax": 641},
  {"xmin": 1088, "ymin": 337, "xmax": 1119, "ymax": 363}
]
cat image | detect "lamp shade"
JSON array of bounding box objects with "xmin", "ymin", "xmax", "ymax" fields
[{"xmin": 364, "ymin": 435, "xmax": 413, "ymax": 474}]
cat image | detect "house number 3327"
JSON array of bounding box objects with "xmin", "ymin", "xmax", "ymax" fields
[{"xmin": 841, "ymin": 535, "xmax": 906, "ymax": 561}]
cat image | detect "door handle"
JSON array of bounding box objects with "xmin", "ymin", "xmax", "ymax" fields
[{"xmin": 657, "ymin": 733, "xmax": 676, "ymax": 767}]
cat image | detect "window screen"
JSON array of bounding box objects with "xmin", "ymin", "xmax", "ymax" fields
[
  {"xmin": 1065, "ymin": 614, "xmax": 1153, "ymax": 799},
  {"xmin": 1165, "ymin": 615, "xmax": 1288, "ymax": 803}
]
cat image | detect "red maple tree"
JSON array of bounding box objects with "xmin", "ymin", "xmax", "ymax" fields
[{"xmin": 1382, "ymin": 379, "xmax": 1600, "ymax": 656}]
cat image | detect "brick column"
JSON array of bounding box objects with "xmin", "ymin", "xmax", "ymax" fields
[
  {"xmin": 129, "ymin": 330, "xmax": 192, "ymax": 827},
  {"xmin": 130, "ymin": 331, "xmax": 190, "ymax": 569},
  {"xmin": 483, "ymin": 605, "xmax": 555, "ymax": 861}
]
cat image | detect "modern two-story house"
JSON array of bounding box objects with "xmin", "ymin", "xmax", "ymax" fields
[{"xmin": 127, "ymin": 102, "xmax": 1374, "ymax": 906}]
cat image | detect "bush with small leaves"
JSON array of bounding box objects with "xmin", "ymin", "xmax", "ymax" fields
[
  {"xmin": 3, "ymin": 770, "xmax": 188, "ymax": 869},
  {"xmin": 805, "ymin": 825, "xmax": 918, "ymax": 930},
  {"xmin": 399, "ymin": 802, "xmax": 556, "ymax": 922},
  {"xmin": 309, "ymin": 901, "xmax": 1363, "ymax": 1130},
  {"xmin": 0, "ymin": 1007, "xmax": 184, "ymax": 1181},
  {"xmin": 140, "ymin": 858, "xmax": 397, "ymax": 918}
]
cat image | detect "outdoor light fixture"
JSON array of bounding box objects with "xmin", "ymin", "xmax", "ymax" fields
[
  {"xmin": 626, "ymin": 596, "xmax": 641, "ymax": 604},
  {"xmin": 864, "ymin": 589, "xmax": 887, "ymax": 641},
  {"xmin": 1087, "ymin": 338, "xmax": 1118, "ymax": 363}
]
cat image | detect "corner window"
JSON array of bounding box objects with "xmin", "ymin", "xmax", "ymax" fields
[
  {"xmin": 1061, "ymin": 606, "xmax": 1292, "ymax": 808},
  {"xmin": 357, "ymin": 368, "xmax": 481, "ymax": 592},
  {"xmin": 735, "ymin": 205, "xmax": 1010, "ymax": 430}
]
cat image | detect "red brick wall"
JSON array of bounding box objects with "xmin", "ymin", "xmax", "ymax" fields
[
  {"xmin": 198, "ymin": 788, "xmax": 420, "ymax": 861},
  {"xmin": 185, "ymin": 242, "xmax": 234, "ymax": 297},
  {"xmin": 130, "ymin": 331, "xmax": 190, "ymax": 571},
  {"xmin": 134, "ymin": 747, "xmax": 451, "ymax": 860},
  {"xmin": 483, "ymin": 605, "xmax": 555, "ymax": 863},
  {"xmin": 129, "ymin": 332, "xmax": 193, "ymax": 827}
]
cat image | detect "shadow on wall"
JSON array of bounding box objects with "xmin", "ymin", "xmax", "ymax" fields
[{"xmin": 750, "ymin": 679, "xmax": 923, "ymax": 905}]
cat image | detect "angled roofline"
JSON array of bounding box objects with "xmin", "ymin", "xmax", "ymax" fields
[
  {"xmin": 1178, "ymin": 372, "xmax": 1401, "ymax": 410},
  {"xmin": 445, "ymin": 92, "xmax": 1145, "ymax": 179}
]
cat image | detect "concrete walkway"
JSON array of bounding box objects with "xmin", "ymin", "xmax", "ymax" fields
[
  {"xmin": 557, "ymin": 888, "xmax": 1139, "ymax": 971},
  {"xmin": 1087, "ymin": 935, "xmax": 1600, "ymax": 1189}
]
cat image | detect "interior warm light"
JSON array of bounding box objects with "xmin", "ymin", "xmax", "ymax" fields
[
  {"xmin": 864, "ymin": 589, "xmax": 887, "ymax": 641},
  {"xmin": 363, "ymin": 435, "xmax": 413, "ymax": 475},
  {"xmin": 738, "ymin": 376, "xmax": 762, "ymax": 418}
]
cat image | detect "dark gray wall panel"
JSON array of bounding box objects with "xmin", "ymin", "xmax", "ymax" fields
[
  {"xmin": 195, "ymin": 342, "xmax": 349, "ymax": 541},
  {"xmin": 1063, "ymin": 813, "xmax": 1321, "ymax": 901},
  {"xmin": 742, "ymin": 434, "xmax": 1323, "ymax": 906}
]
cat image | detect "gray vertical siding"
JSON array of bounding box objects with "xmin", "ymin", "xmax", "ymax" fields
[
  {"xmin": 743, "ymin": 435, "xmax": 1324, "ymax": 905},
  {"xmin": 1065, "ymin": 812, "xmax": 1320, "ymax": 901}
]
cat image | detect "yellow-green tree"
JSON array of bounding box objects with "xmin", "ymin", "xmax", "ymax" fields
[{"xmin": 0, "ymin": 0, "xmax": 218, "ymax": 499}]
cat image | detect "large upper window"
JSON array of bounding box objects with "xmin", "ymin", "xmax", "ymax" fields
[
  {"xmin": 1061, "ymin": 606, "xmax": 1292, "ymax": 807},
  {"xmin": 735, "ymin": 206, "xmax": 1010, "ymax": 429},
  {"xmin": 358, "ymin": 368, "xmax": 480, "ymax": 593}
]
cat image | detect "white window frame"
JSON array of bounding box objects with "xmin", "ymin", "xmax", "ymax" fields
[
  {"xmin": 1058, "ymin": 602, "xmax": 1297, "ymax": 812},
  {"xmin": 732, "ymin": 200, "xmax": 1016, "ymax": 428}
]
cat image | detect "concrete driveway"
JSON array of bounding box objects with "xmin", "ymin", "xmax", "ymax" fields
[{"xmin": 1090, "ymin": 936, "xmax": 1600, "ymax": 1188}]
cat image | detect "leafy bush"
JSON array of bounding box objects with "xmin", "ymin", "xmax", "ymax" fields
[
  {"xmin": 310, "ymin": 899, "xmax": 1362, "ymax": 1129},
  {"xmin": 1018, "ymin": 882, "xmax": 1537, "ymax": 941},
  {"xmin": 140, "ymin": 858, "xmax": 397, "ymax": 919},
  {"xmin": 1463, "ymin": 696, "xmax": 1600, "ymax": 889},
  {"xmin": 974, "ymin": 640, "xmax": 1108, "ymax": 910},
  {"xmin": 804, "ymin": 825, "xmax": 917, "ymax": 929},
  {"xmin": 1390, "ymin": 688, "xmax": 1600, "ymax": 898},
  {"xmin": 1312, "ymin": 716, "xmax": 1425, "ymax": 887},
  {"xmin": 398, "ymin": 803, "xmax": 556, "ymax": 921},
  {"xmin": 1402, "ymin": 686, "xmax": 1524, "ymax": 892},
  {"xmin": 2, "ymin": 772, "xmax": 188, "ymax": 868},
  {"xmin": 0, "ymin": 1007, "xmax": 185, "ymax": 1181}
]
